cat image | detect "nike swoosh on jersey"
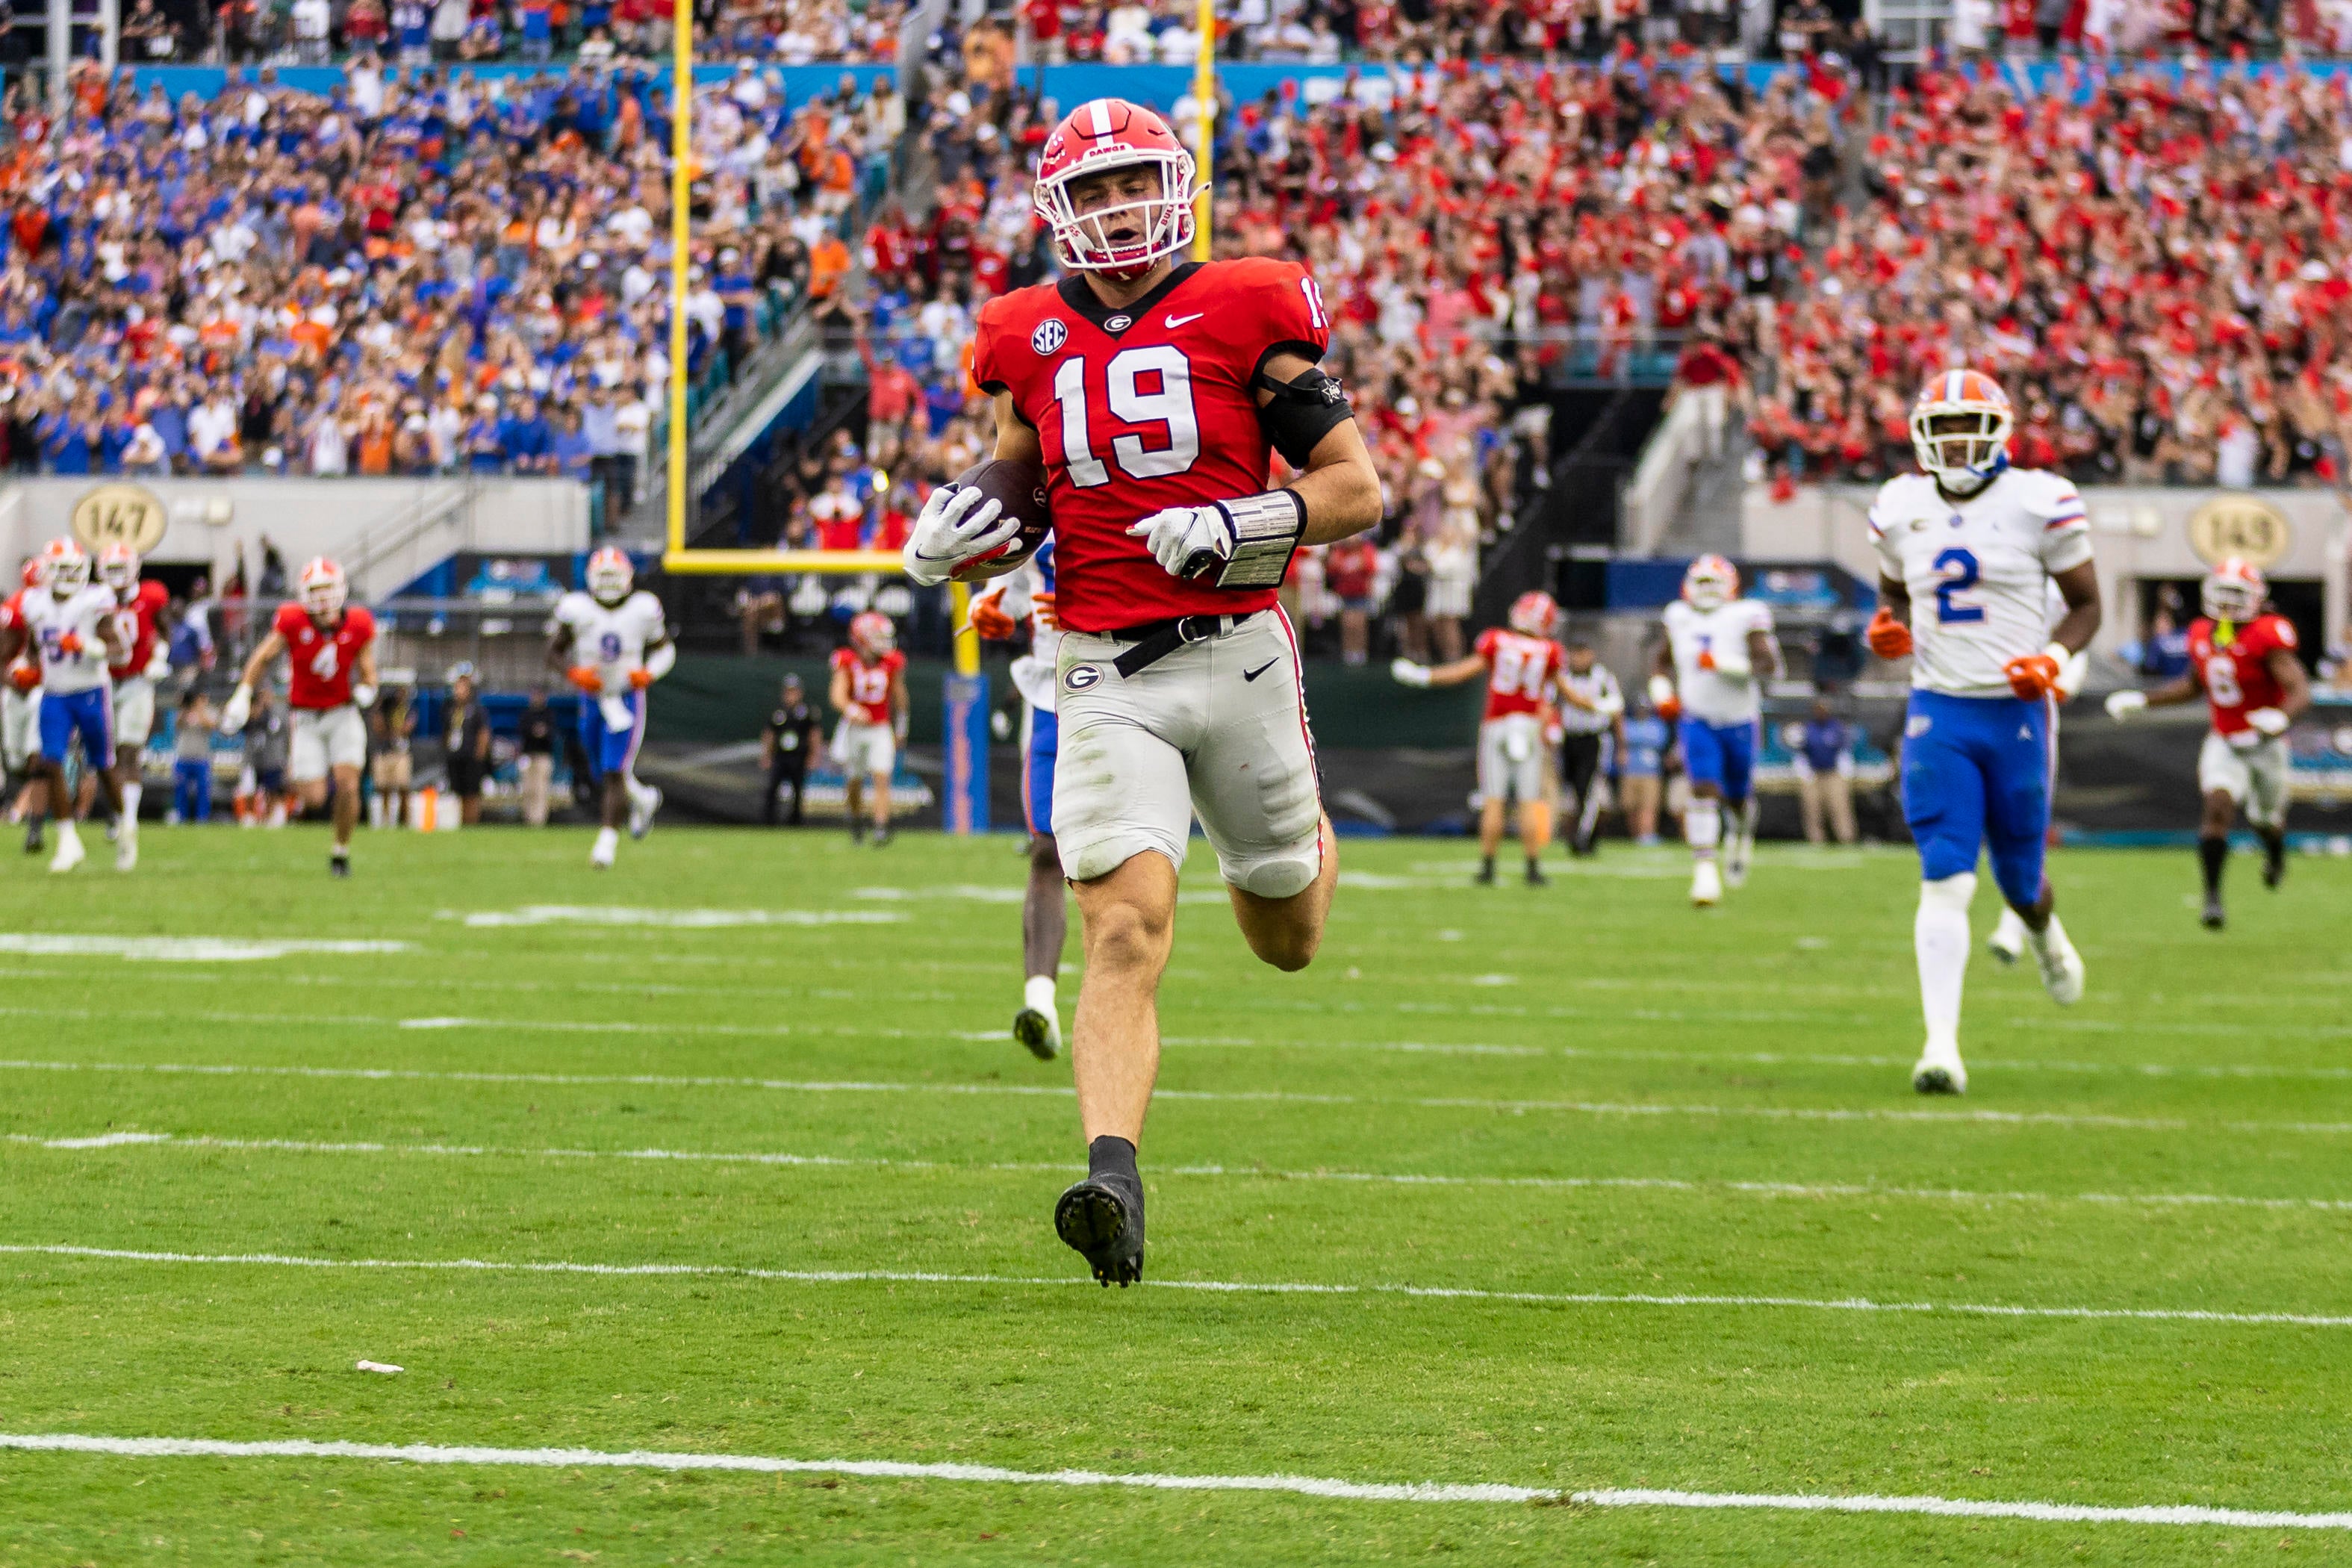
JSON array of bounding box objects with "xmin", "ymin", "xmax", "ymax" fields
[
  {"xmin": 1164, "ymin": 312, "xmax": 1205, "ymax": 328},
  {"xmin": 1242, "ymin": 659, "xmax": 1279, "ymax": 682}
]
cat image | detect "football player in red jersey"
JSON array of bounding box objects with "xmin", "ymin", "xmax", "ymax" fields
[
  {"xmin": 828, "ymin": 611, "xmax": 908, "ymax": 846},
  {"xmin": 2, "ymin": 555, "xmax": 49, "ymax": 849},
  {"xmin": 222, "ymin": 558, "xmax": 378, "ymax": 878},
  {"xmin": 903, "ymin": 98, "xmax": 1381, "ymax": 1287},
  {"xmin": 2106, "ymin": 558, "xmax": 2309, "ymax": 927},
  {"xmin": 97, "ymin": 543, "xmax": 172, "ymax": 868},
  {"xmin": 1392, "ymin": 590, "xmax": 1571, "ymax": 887}
]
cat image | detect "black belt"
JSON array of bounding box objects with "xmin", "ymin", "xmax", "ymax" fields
[{"xmin": 1107, "ymin": 612, "xmax": 1258, "ymax": 679}]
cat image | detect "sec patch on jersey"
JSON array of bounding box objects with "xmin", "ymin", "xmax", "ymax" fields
[{"xmin": 946, "ymin": 458, "xmax": 1052, "ymax": 582}]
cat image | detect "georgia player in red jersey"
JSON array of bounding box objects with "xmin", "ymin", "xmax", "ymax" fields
[
  {"xmin": 222, "ymin": 558, "xmax": 378, "ymax": 877},
  {"xmin": 827, "ymin": 611, "xmax": 908, "ymax": 846},
  {"xmin": 1, "ymin": 556, "xmax": 48, "ymax": 847},
  {"xmin": 97, "ymin": 543, "xmax": 172, "ymax": 865},
  {"xmin": 2106, "ymin": 557, "xmax": 2310, "ymax": 927},
  {"xmin": 900, "ymin": 97, "xmax": 1381, "ymax": 1286},
  {"xmin": 1392, "ymin": 591, "xmax": 1572, "ymax": 886}
]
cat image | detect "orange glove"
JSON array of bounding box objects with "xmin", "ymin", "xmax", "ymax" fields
[
  {"xmin": 566, "ymin": 665, "xmax": 603, "ymax": 694},
  {"xmin": 967, "ymin": 586, "xmax": 1017, "ymax": 641},
  {"xmin": 1656, "ymin": 694, "xmax": 1681, "ymax": 721},
  {"xmin": 1866, "ymin": 608, "xmax": 1913, "ymax": 659},
  {"xmin": 55, "ymin": 631, "xmax": 81, "ymax": 656},
  {"xmin": 2003, "ymin": 651, "xmax": 2063, "ymax": 702},
  {"xmin": 1031, "ymin": 588, "xmax": 1059, "ymax": 632},
  {"xmin": 628, "ymin": 668, "xmax": 655, "ymax": 690},
  {"xmin": 6, "ymin": 659, "xmax": 37, "ymax": 691}
]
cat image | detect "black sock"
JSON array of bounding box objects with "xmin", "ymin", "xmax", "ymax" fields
[
  {"xmin": 2260, "ymin": 828, "xmax": 2285, "ymax": 865},
  {"xmin": 1087, "ymin": 1135, "xmax": 1138, "ymax": 1186},
  {"xmin": 1479, "ymin": 854, "xmax": 1495, "ymax": 874},
  {"xmin": 2197, "ymin": 835, "xmax": 2228, "ymax": 899}
]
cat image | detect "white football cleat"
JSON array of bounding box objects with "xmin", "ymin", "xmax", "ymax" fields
[
  {"xmin": 1911, "ymin": 1048, "xmax": 1968, "ymax": 1095},
  {"xmin": 49, "ymin": 822, "xmax": 84, "ymax": 873},
  {"xmin": 590, "ymin": 827, "xmax": 618, "ymax": 868},
  {"xmin": 113, "ymin": 831, "xmax": 137, "ymax": 873},
  {"xmin": 2031, "ymin": 916, "xmax": 2085, "ymax": 1006},
  {"xmin": 627, "ymin": 783, "xmax": 662, "ymax": 840},
  {"xmin": 1723, "ymin": 826, "xmax": 1752, "ymax": 889},
  {"xmin": 1986, "ymin": 907, "xmax": 2026, "ymax": 965},
  {"xmin": 1690, "ymin": 859, "xmax": 1722, "ymax": 907}
]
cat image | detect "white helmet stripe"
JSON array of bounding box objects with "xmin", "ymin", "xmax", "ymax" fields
[{"xmin": 1088, "ymin": 99, "xmax": 1112, "ymax": 138}]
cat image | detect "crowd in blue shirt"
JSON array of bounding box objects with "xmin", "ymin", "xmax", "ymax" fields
[{"xmin": 0, "ymin": 60, "xmax": 886, "ymax": 500}]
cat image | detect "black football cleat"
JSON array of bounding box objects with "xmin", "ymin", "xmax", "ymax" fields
[
  {"xmin": 330, "ymin": 850, "xmax": 352, "ymax": 880},
  {"xmin": 1055, "ymin": 1173, "xmax": 1144, "ymax": 1287},
  {"xmin": 1472, "ymin": 859, "xmax": 1496, "ymax": 886},
  {"xmin": 871, "ymin": 824, "xmax": 892, "ymax": 847},
  {"xmin": 2262, "ymin": 844, "xmax": 2287, "ymax": 890},
  {"xmin": 1525, "ymin": 863, "xmax": 1549, "ymax": 887},
  {"xmin": 2200, "ymin": 895, "xmax": 2224, "ymax": 930},
  {"xmin": 849, "ymin": 818, "xmax": 867, "ymax": 845},
  {"xmin": 22, "ymin": 818, "xmax": 43, "ymax": 854}
]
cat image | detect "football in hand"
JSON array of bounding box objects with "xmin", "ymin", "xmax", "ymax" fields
[{"xmin": 945, "ymin": 458, "xmax": 1051, "ymax": 582}]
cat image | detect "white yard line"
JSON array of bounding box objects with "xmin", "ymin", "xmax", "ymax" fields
[
  {"xmin": 1, "ymin": 1431, "xmax": 2345, "ymax": 1530},
  {"xmin": 5, "ymin": 1057, "xmax": 2351, "ymax": 1133},
  {"xmin": 4, "ymin": 1242, "xmax": 2349, "ymax": 1330},
  {"xmin": 12, "ymin": 1131, "xmax": 2352, "ymax": 1217}
]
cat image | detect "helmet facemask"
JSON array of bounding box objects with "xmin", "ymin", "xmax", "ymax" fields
[
  {"xmin": 1909, "ymin": 404, "xmax": 2012, "ymax": 490},
  {"xmin": 588, "ymin": 550, "xmax": 634, "ymax": 607},
  {"xmin": 1040, "ymin": 154, "xmax": 1196, "ymax": 281},
  {"xmin": 2201, "ymin": 567, "xmax": 2263, "ymax": 623}
]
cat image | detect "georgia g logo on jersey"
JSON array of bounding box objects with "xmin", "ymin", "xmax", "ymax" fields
[{"xmin": 1031, "ymin": 319, "xmax": 1068, "ymax": 355}]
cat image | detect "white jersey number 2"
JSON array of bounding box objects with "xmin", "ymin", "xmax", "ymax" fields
[{"xmin": 1052, "ymin": 346, "xmax": 1201, "ymax": 488}]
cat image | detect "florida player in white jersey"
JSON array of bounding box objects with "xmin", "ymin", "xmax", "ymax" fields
[
  {"xmin": 1651, "ymin": 556, "xmax": 1779, "ymax": 906},
  {"xmin": 2105, "ymin": 557, "xmax": 2309, "ymax": 928},
  {"xmin": 902, "ymin": 98, "xmax": 1381, "ymax": 1286},
  {"xmin": 97, "ymin": 542, "xmax": 171, "ymax": 868},
  {"xmin": 1392, "ymin": 589, "xmax": 1571, "ymax": 886},
  {"xmin": 549, "ymin": 547, "xmax": 673, "ymax": 869},
  {"xmin": 0, "ymin": 540, "xmax": 128, "ymax": 872},
  {"xmin": 1866, "ymin": 369, "xmax": 2102, "ymax": 1095},
  {"xmin": 971, "ymin": 537, "xmax": 1068, "ymax": 1059}
]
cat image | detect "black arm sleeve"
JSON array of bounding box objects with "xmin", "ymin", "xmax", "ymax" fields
[{"xmin": 1252, "ymin": 364, "xmax": 1356, "ymax": 469}]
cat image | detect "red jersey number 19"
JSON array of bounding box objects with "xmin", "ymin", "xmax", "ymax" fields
[{"xmin": 1051, "ymin": 346, "xmax": 1201, "ymax": 488}]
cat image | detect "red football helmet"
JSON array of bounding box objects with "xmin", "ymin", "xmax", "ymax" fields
[
  {"xmin": 2201, "ymin": 556, "xmax": 2265, "ymax": 623},
  {"xmin": 1507, "ymin": 591, "xmax": 1561, "ymax": 637},
  {"xmin": 1033, "ymin": 98, "xmax": 1197, "ymax": 279},
  {"xmin": 299, "ymin": 556, "xmax": 347, "ymax": 618},
  {"xmin": 849, "ymin": 610, "xmax": 896, "ymax": 659}
]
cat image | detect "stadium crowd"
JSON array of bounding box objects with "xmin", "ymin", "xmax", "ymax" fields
[
  {"xmin": 0, "ymin": 58, "xmax": 895, "ymax": 517},
  {"xmin": 1742, "ymin": 60, "xmax": 2352, "ymax": 488}
]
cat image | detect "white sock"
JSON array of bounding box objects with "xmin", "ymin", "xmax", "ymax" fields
[
  {"xmin": 1685, "ymin": 800, "xmax": 1720, "ymax": 859},
  {"xmin": 119, "ymin": 783, "xmax": 140, "ymax": 828},
  {"xmin": 626, "ymin": 776, "xmax": 656, "ymax": 809},
  {"xmin": 1915, "ymin": 874, "xmax": 1976, "ymax": 1056},
  {"xmin": 2026, "ymin": 912, "xmax": 2068, "ymax": 957},
  {"xmin": 593, "ymin": 826, "xmax": 618, "ymax": 855},
  {"xmin": 1024, "ymin": 974, "xmax": 1057, "ymax": 1015},
  {"xmin": 57, "ymin": 818, "xmax": 80, "ymax": 846}
]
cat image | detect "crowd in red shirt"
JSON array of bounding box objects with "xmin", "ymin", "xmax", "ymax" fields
[{"xmin": 1745, "ymin": 61, "xmax": 2352, "ymax": 490}]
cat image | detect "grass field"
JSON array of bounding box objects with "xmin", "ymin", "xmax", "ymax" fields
[{"xmin": 1, "ymin": 825, "xmax": 2348, "ymax": 1565}]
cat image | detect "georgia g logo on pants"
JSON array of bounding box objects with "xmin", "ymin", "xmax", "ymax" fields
[{"xmin": 1065, "ymin": 665, "xmax": 1102, "ymax": 691}]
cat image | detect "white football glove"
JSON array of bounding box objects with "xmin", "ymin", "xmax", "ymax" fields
[
  {"xmin": 1126, "ymin": 503, "xmax": 1234, "ymax": 579},
  {"xmin": 2247, "ymin": 706, "xmax": 2290, "ymax": 738},
  {"xmin": 902, "ymin": 484, "xmax": 1019, "ymax": 588},
  {"xmin": 2103, "ymin": 689, "xmax": 2147, "ymax": 722},
  {"xmin": 351, "ymin": 682, "xmax": 377, "ymax": 710},
  {"xmin": 1647, "ymin": 673, "xmax": 1677, "ymax": 709},
  {"xmin": 219, "ymin": 682, "xmax": 252, "ymax": 735},
  {"xmin": 143, "ymin": 641, "xmax": 171, "ymax": 681},
  {"xmin": 1390, "ymin": 658, "xmax": 1432, "ymax": 689}
]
